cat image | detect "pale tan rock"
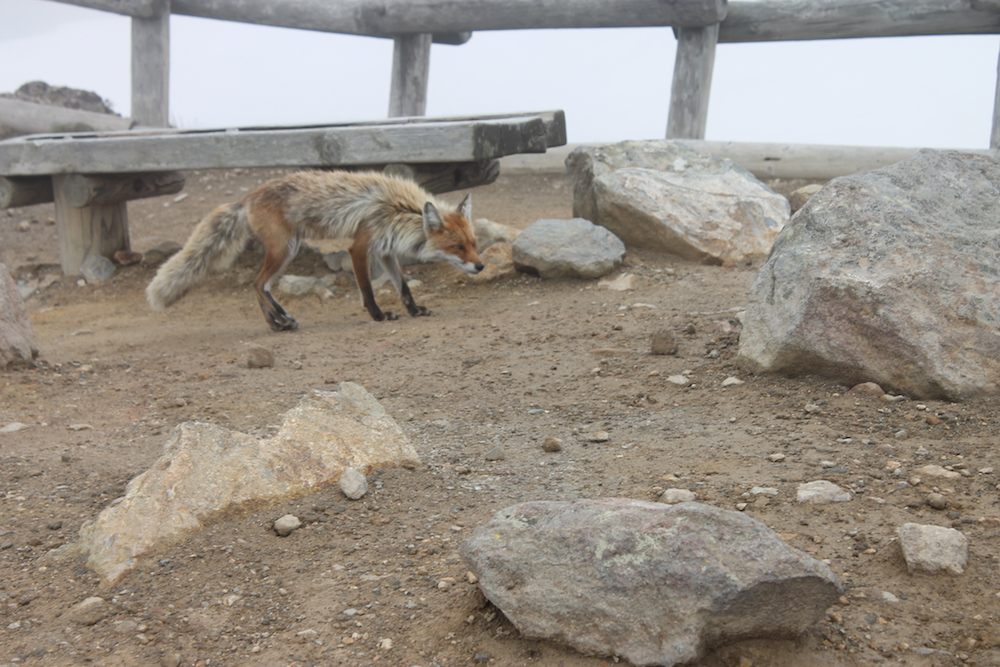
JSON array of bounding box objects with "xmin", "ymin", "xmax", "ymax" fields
[{"xmin": 56, "ymin": 383, "xmax": 419, "ymax": 585}]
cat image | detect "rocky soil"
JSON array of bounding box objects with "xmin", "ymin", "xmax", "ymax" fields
[{"xmin": 2, "ymin": 166, "xmax": 1000, "ymax": 667}]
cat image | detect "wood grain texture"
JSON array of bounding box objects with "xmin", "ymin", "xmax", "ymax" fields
[
  {"xmin": 720, "ymin": 0, "xmax": 1000, "ymax": 42},
  {"xmin": 0, "ymin": 112, "xmax": 565, "ymax": 176},
  {"xmin": 53, "ymin": 175, "xmax": 130, "ymax": 275}
]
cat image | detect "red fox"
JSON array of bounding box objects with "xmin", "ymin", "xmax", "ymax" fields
[{"xmin": 146, "ymin": 170, "xmax": 484, "ymax": 330}]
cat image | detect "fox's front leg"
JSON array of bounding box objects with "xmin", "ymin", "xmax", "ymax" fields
[
  {"xmin": 380, "ymin": 254, "xmax": 431, "ymax": 317},
  {"xmin": 349, "ymin": 239, "xmax": 396, "ymax": 321}
]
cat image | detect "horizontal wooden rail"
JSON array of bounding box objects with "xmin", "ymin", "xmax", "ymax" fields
[
  {"xmin": 56, "ymin": 0, "xmax": 729, "ymax": 33},
  {"xmin": 720, "ymin": 0, "xmax": 1000, "ymax": 43}
]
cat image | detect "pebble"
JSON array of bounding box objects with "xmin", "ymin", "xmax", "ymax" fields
[
  {"xmin": 915, "ymin": 464, "xmax": 962, "ymax": 480},
  {"xmin": 721, "ymin": 376, "xmax": 744, "ymax": 387},
  {"xmin": 247, "ymin": 345, "xmax": 275, "ymax": 369},
  {"xmin": 273, "ymin": 514, "xmax": 302, "ymax": 537},
  {"xmin": 484, "ymin": 446, "xmax": 506, "ymax": 461},
  {"xmin": 850, "ymin": 382, "xmax": 885, "ymax": 395},
  {"xmin": 339, "ymin": 467, "xmax": 369, "ymax": 500},
  {"xmin": 541, "ymin": 437, "xmax": 563, "ymax": 452},
  {"xmin": 66, "ymin": 596, "xmax": 108, "ymax": 626},
  {"xmin": 796, "ymin": 480, "xmax": 852, "ymax": 504},
  {"xmin": 586, "ymin": 431, "xmax": 609, "ymax": 443},
  {"xmin": 650, "ymin": 329, "xmax": 678, "ymax": 355},
  {"xmin": 658, "ymin": 488, "xmax": 696, "ymax": 504},
  {"xmin": 0, "ymin": 422, "xmax": 29, "ymax": 433},
  {"xmin": 767, "ymin": 453, "xmax": 786, "ymax": 462},
  {"xmin": 750, "ymin": 486, "xmax": 779, "ymax": 497},
  {"xmin": 926, "ymin": 493, "xmax": 949, "ymax": 510},
  {"xmin": 80, "ymin": 254, "xmax": 116, "ymax": 283},
  {"xmin": 666, "ymin": 374, "xmax": 690, "ymax": 386}
]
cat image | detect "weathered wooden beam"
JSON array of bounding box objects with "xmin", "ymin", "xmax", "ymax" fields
[
  {"xmin": 0, "ymin": 176, "xmax": 54, "ymax": 209},
  {"xmin": 381, "ymin": 160, "xmax": 501, "ymax": 193},
  {"xmin": 667, "ymin": 24, "xmax": 719, "ymax": 139},
  {"xmin": 61, "ymin": 171, "xmax": 185, "ymax": 207},
  {"xmin": 389, "ymin": 34, "xmax": 432, "ymax": 117},
  {"xmin": 168, "ymin": 0, "xmax": 728, "ymax": 33},
  {"xmin": 53, "ymin": 175, "xmax": 131, "ymax": 276},
  {"xmin": 672, "ymin": 140, "xmax": 1000, "ymax": 179},
  {"xmin": 131, "ymin": 0, "xmax": 170, "ymax": 127},
  {"xmin": 0, "ymin": 98, "xmax": 133, "ymax": 135},
  {"xmin": 52, "ymin": 0, "xmax": 163, "ymax": 19},
  {"xmin": 0, "ymin": 113, "xmax": 563, "ymax": 176},
  {"xmin": 720, "ymin": 0, "xmax": 1000, "ymax": 42}
]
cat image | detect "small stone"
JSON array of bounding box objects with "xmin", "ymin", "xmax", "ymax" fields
[
  {"xmin": 767, "ymin": 453, "xmax": 786, "ymax": 462},
  {"xmin": 484, "ymin": 446, "xmax": 506, "ymax": 461},
  {"xmin": 587, "ymin": 431, "xmax": 610, "ymax": 443},
  {"xmin": 880, "ymin": 591, "xmax": 900, "ymax": 604},
  {"xmin": 379, "ymin": 638, "xmax": 393, "ymax": 651},
  {"xmin": 68, "ymin": 423, "xmax": 94, "ymax": 431},
  {"xmin": 541, "ymin": 437, "xmax": 563, "ymax": 452},
  {"xmin": 339, "ymin": 467, "xmax": 369, "ymax": 500},
  {"xmin": 66, "ymin": 596, "xmax": 108, "ymax": 626},
  {"xmin": 80, "ymin": 254, "xmax": 116, "ymax": 283},
  {"xmin": 926, "ymin": 493, "xmax": 949, "ymax": 510},
  {"xmin": 246, "ymin": 346, "xmax": 275, "ymax": 369},
  {"xmin": 916, "ymin": 464, "xmax": 962, "ymax": 480},
  {"xmin": 0, "ymin": 422, "xmax": 29, "ymax": 433},
  {"xmin": 650, "ymin": 329, "xmax": 678, "ymax": 355},
  {"xmin": 666, "ymin": 374, "xmax": 690, "ymax": 386},
  {"xmin": 803, "ymin": 403, "xmax": 821, "ymax": 414},
  {"xmin": 850, "ymin": 382, "xmax": 885, "ymax": 396},
  {"xmin": 796, "ymin": 480, "xmax": 852, "ymax": 504},
  {"xmin": 113, "ymin": 250, "xmax": 143, "ymax": 266},
  {"xmin": 273, "ymin": 514, "xmax": 302, "ymax": 537},
  {"xmin": 658, "ymin": 488, "xmax": 696, "ymax": 504},
  {"xmin": 721, "ymin": 376, "xmax": 744, "ymax": 387},
  {"xmin": 897, "ymin": 523, "xmax": 968, "ymax": 575},
  {"xmin": 894, "ymin": 429, "xmax": 910, "ymax": 440},
  {"xmin": 750, "ymin": 486, "xmax": 779, "ymax": 497}
]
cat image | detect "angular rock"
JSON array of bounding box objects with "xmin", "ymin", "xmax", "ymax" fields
[
  {"xmin": 897, "ymin": 523, "xmax": 968, "ymax": 575},
  {"xmin": 738, "ymin": 150, "xmax": 1000, "ymax": 400},
  {"xmin": 512, "ymin": 218, "xmax": 625, "ymax": 279},
  {"xmin": 246, "ymin": 345, "xmax": 275, "ymax": 369},
  {"xmin": 461, "ymin": 499, "xmax": 841, "ymax": 667},
  {"xmin": 55, "ymin": 383, "xmax": 419, "ymax": 584},
  {"xmin": 339, "ymin": 467, "xmax": 368, "ymax": 500},
  {"xmin": 0, "ymin": 263, "xmax": 39, "ymax": 368},
  {"xmin": 566, "ymin": 141, "xmax": 789, "ymax": 264},
  {"xmin": 796, "ymin": 480, "xmax": 851, "ymax": 504},
  {"xmin": 66, "ymin": 596, "xmax": 108, "ymax": 626}
]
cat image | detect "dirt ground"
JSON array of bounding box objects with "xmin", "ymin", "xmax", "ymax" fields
[{"xmin": 2, "ymin": 166, "xmax": 1000, "ymax": 667}]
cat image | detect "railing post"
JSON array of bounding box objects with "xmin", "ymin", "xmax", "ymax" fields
[
  {"xmin": 666, "ymin": 23, "xmax": 719, "ymax": 140},
  {"xmin": 131, "ymin": 0, "xmax": 170, "ymax": 127},
  {"xmin": 388, "ymin": 33, "xmax": 432, "ymax": 117},
  {"xmin": 993, "ymin": 44, "xmax": 1000, "ymax": 150}
]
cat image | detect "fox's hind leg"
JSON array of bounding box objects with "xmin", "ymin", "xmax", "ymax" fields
[
  {"xmin": 379, "ymin": 253, "xmax": 430, "ymax": 317},
  {"xmin": 253, "ymin": 233, "xmax": 301, "ymax": 331}
]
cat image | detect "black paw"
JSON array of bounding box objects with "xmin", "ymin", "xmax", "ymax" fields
[
  {"xmin": 269, "ymin": 316, "xmax": 298, "ymax": 332},
  {"xmin": 409, "ymin": 306, "xmax": 432, "ymax": 317}
]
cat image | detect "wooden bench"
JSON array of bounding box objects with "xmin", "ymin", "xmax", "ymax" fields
[{"xmin": 0, "ymin": 110, "xmax": 566, "ymax": 275}]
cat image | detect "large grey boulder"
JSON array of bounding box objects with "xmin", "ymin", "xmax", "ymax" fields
[
  {"xmin": 0, "ymin": 263, "xmax": 39, "ymax": 368},
  {"xmin": 566, "ymin": 141, "xmax": 789, "ymax": 264},
  {"xmin": 55, "ymin": 383, "xmax": 419, "ymax": 584},
  {"xmin": 512, "ymin": 218, "xmax": 625, "ymax": 279},
  {"xmin": 738, "ymin": 150, "xmax": 1000, "ymax": 400},
  {"xmin": 461, "ymin": 498, "xmax": 841, "ymax": 667}
]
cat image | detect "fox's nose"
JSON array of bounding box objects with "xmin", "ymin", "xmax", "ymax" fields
[{"xmin": 474, "ymin": 262, "xmax": 484, "ymax": 272}]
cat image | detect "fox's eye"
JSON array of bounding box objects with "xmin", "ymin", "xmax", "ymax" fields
[{"xmin": 453, "ymin": 244, "xmax": 465, "ymax": 251}]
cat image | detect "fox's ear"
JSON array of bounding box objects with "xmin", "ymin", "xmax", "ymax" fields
[
  {"xmin": 458, "ymin": 194, "xmax": 471, "ymax": 220},
  {"xmin": 423, "ymin": 202, "xmax": 444, "ymax": 233}
]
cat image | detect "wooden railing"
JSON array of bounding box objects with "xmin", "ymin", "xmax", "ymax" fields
[{"xmin": 48, "ymin": 0, "xmax": 1000, "ymax": 149}]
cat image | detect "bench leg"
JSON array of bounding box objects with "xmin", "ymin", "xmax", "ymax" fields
[{"xmin": 52, "ymin": 175, "xmax": 130, "ymax": 276}]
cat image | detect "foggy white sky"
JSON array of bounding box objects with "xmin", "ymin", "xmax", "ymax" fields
[{"xmin": 1, "ymin": 0, "xmax": 998, "ymax": 149}]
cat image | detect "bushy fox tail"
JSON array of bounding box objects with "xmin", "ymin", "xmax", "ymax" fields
[{"xmin": 146, "ymin": 202, "xmax": 252, "ymax": 311}]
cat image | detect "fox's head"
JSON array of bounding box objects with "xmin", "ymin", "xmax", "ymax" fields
[{"xmin": 422, "ymin": 194, "xmax": 484, "ymax": 274}]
